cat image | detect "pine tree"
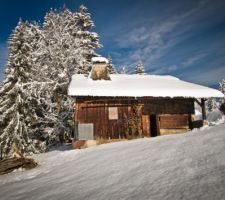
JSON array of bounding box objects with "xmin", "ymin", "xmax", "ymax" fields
[
  {"xmin": 120, "ymin": 66, "xmax": 128, "ymax": 74},
  {"xmin": 135, "ymin": 62, "xmax": 145, "ymax": 75},
  {"xmin": 107, "ymin": 55, "xmax": 117, "ymax": 74},
  {"xmin": 206, "ymin": 98, "xmax": 218, "ymax": 112},
  {"xmin": 36, "ymin": 6, "xmax": 101, "ymax": 142},
  {"xmin": 75, "ymin": 5, "xmax": 101, "ymax": 74},
  {"xmin": 219, "ymin": 79, "xmax": 225, "ymax": 114},
  {"xmin": 219, "ymin": 79, "xmax": 225, "ymax": 96},
  {"xmin": 27, "ymin": 22, "xmax": 59, "ymax": 147},
  {"xmin": 0, "ymin": 5, "xmax": 102, "ymax": 155},
  {"xmin": 0, "ymin": 82, "xmax": 3, "ymax": 90},
  {"xmin": 0, "ymin": 20, "xmax": 44, "ymax": 156},
  {"xmin": 41, "ymin": 6, "xmax": 101, "ymax": 81},
  {"xmin": 33, "ymin": 8, "xmax": 75, "ymax": 145}
]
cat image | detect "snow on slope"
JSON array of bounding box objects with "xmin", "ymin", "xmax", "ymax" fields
[{"xmin": 1, "ymin": 124, "xmax": 225, "ymax": 200}]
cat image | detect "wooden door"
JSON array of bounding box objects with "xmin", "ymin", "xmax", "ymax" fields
[{"xmin": 142, "ymin": 115, "xmax": 150, "ymax": 137}]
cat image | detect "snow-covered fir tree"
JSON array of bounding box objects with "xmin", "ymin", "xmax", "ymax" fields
[
  {"xmin": 120, "ymin": 66, "xmax": 128, "ymax": 74},
  {"xmin": 41, "ymin": 6, "xmax": 100, "ymax": 82},
  {"xmin": 135, "ymin": 62, "xmax": 145, "ymax": 75},
  {"xmin": 218, "ymin": 79, "xmax": 225, "ymax": 114},
  {"xmin": 26, "ymin": 22, "xmax": 60, "ymax": 147},
  {"xmin": 107, "ymin": 55, "xmax": 117, "ymax": 74},
  {"xmin": 0, "ymin": 20, "xmax": 45, "ymax": 156},
  {"xmin": 74, "ymin": 5, "xmax": 101, "ymax": 73},
  {"xmin": 219, "ymin": 79, "xmax": 225, "ymax": 96},
  {"xmin": 0, "ymin": 5, "xmax": 101, "ymax": 155},
  {"xmin": 206, "ymin": 98, "xmax": 218, "ymax": 112},
  {"xmin": 35, "ymin": 5, "xmax": 101, "ymax": 143}
]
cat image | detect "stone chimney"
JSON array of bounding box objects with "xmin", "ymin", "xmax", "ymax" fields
[{"xmin": 90, "ymin": 57, "xmax": 111, "ymax": 80}]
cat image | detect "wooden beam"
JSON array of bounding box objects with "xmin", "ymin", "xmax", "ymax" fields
[
  {"xmin": 194, "ymin": 98, "xmax": 202, "ymax": 106},
  {"xmin": 201, "ymin": 98, "xmax": 207, "ymax": 120},
  {"xmin": 194, "ymin": 98, "xmax": 207, "ymax": 121},
  {"xmin": 76, "ymin": 96, "xmax": 195, "ymax": 103},
  {"xmin": 0, "ymin": 157, "xmax": 37, "ymax": 175},
  {"xmin": 80, "ymin": 104, "xmax": 144, "ymax": 109}
]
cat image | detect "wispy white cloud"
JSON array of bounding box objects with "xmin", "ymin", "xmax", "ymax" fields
[
  {"xmin": 105, "ymin": 0, "xmax": 225, "ymax": 86},
  {"xmin": 152, "ymin": 53, "xmax": 208, "ymax": 74},
  {"xmin": 112, "ymin": 0, "xmax": 207, "ymax": 66},
  {"xmin": 182, "ymin": 65, "xmax": 225, "ymax": 86}
]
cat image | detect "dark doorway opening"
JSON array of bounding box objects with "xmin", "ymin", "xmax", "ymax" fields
[{"xmin": 150, "ymin": 115, "xmax": 158, "ymax": 137}]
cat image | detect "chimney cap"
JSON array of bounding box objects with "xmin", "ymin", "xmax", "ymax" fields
[{"xmin": 92, "ymin": 56, "xmax": 109, "ymax": 64}]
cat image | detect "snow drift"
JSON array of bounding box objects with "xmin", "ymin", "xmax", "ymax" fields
[{"xmin": 0, "ymin": 124, "xmax": 225, "ymax": 200}]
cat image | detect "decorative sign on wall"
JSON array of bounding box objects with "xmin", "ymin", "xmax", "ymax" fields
[{"xmin": 108, "ymin": 107, "xmax": 118, "ymax": 120}]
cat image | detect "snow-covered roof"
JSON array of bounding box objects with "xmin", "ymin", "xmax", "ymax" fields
[
  {"xmin": 91, "ymin": 57, "xmax": 108, "ymax": 64},
  {"xmin": 68, "ymin": 74, "xmax": 224, "ymax": 98}
]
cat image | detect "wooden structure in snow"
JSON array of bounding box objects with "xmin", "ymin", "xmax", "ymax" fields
[
  {"xmin": 75, "ymin": 97, "xmax": 195, "ymax": 139},
  {"xmin": 68, "ymin": 57, "xmax": 223, "ymax": 140}
]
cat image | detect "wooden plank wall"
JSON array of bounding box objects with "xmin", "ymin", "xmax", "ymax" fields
[
  {"xmin": 75, "ymin": 97, "xmax": 194, "ymax": 139},
  {"xmin": 142, "ymin": 98, "xmax": 194, "ymax": 114},
  {"xmin": 75, "ymin": 102, "xmax": 141, "ymax": 139},
  {"xmin": 159, "ymin": 114, "xmax": 189, "ymax": 129},
  {"xmin": 142, "ymin": 115, "xmax": 150, "ymax": 137}
]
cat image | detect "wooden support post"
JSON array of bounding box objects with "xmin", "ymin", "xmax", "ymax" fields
[
  {"xmin": 73, "ymin": 101, "xmax": 80, "ymax": 140},
  {"xmin": 201, "ymin": 98, "xmax": 207, "ymax": 121},
  {"xmin": 194, "ymin": 98, "xmax": 201, "ymax": 106},
  {"xmin": 0, "ymin": 145, "xmax": 3, "ymax": 160},
  {"xmin": 188, "ymin": 114, "xmax": 193, "ymax": 130}
]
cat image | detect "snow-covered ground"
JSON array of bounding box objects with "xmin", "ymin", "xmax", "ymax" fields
[{"xmin": 1, "ymin": 123, "xmax": 225, "ymax": 200}]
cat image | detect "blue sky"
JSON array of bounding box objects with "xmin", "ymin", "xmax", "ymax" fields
[{"xmin": 0, "ymin": 0, "xmax": 225, "ymax": 88}]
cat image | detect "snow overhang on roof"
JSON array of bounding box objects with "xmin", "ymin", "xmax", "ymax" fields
[
  {"xmin": 91, "ymin": 56, "xmax": 108, "ymax": 64},
  {"xmin": 68, "ymin": 74, "xmax": 224, "ymax": 98}
]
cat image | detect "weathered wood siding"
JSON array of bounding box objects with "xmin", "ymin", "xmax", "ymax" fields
[
  {"xmin": 75, "ymin": 102, "xmax": 140, "ymax": 139},
  {"xmin": 159, "ymin": 114, "xmax": 189, "ymax": 129},
  {"xmin": 75, "ymin": 97, "xmax": 194, "ymax": 139},
  {"xmin": 142, "ymin": 115, "xmax": 150, "ymax": 137},
  {"xmin": 142, "ymin": 98, "xmax": 194, "ymax": 114},
  {"xmin": 158, "ymin": 114, "xmax": 190, "ymax": 135}
]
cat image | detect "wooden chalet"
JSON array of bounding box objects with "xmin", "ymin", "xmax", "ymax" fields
[{"xmin": 68, "ymin": 57, "xmax": 223, "ymax": 141}]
